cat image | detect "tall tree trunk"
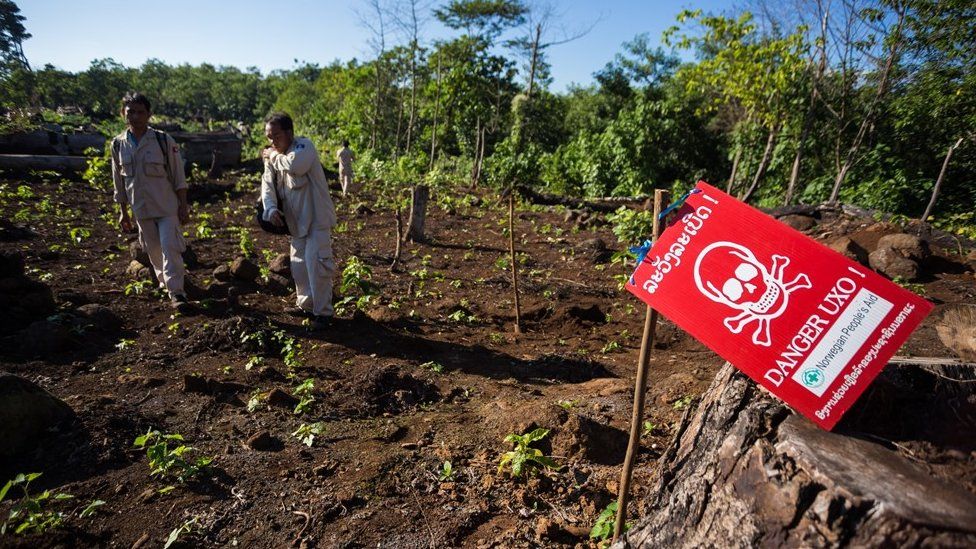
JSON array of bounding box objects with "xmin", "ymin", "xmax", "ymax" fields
[
  {"xmin": 429, "ymin": 54, "xmax": 442, "ymax": 171},
  {"xmin": 786, "ymin": 7, "xmax": 829, "ymax": 206},
  {"xmin": 470, "ymin": 117, "xmax": 481, "ymax": 188},
  {"xmin": 920, "ymin": 137, "xmax": 965, "ymax": 223},
  {"xmin": 394, "ymin": 85, "xmax": 405, "ymax": 159},
  {"xmin": 726, "ymin": 148, "xmax": 742, "ymax": 194},
  {"xmin": 829, "ymin": 7, "xmax": 905, "ymax": 203},
  {"xmin": 391, "ymin": 206, "xmax": 403, "ymax": 272},
  {"xmin": 405, "ymin": 184, "xmax": 429, "ymax": 242},
  {"xmin": 527, "ymin": 24, "xmax": 542, "ymax": 99},
  {"xmin": 784, "ymin": 118, "xmax": 812, "ymax": 205},
  {"xmin": 742, "ymin": 125, "xmax": 779, "ymax": 203},
  {"xmin": 406, "ymin": 41, "xmax": 418, "ymax": 153},
  {"xmin": 508, "ymin": 190, "xmax": 522, "ymax": 334}
]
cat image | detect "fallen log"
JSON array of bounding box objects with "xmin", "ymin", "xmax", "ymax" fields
[
  {"xmin": 516, "ymin": 185, "xmax": 650, "ymax": 213},
  {"xmin": 0, "ymin": 154, "xmax": 88, "ymax": 171},
  {"xmin": 615, "ymin": 362, "xmax": 976, "ymax": 548}
]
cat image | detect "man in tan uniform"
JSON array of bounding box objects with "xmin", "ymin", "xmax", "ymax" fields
[
  {"xmin": 261, "ymin": 112, "xmax": 337, "ymax": 330},
  {"xmin": 111, "ymin": 92, "xmax": 190, "ymax": 309},
  {"xmin": 336, "ymin": 140, "xmax": 359, "ymax": 195}
]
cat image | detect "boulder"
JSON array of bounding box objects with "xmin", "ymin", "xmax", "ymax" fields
[
  {"xmin": 778, "ymin": 214, "xmax": 817, "ymax": 232},
  {"xmin": 576, "ymin": 237, "xmax": 611, "ymax": 264},
  {"xmin": 877, "ymin": 233, "xmax": 929, "ymax": 262},
  {"xmin": 0, "ymin": 252, "xmax": 25, "ymax": 278},
  {"xmin": 269, "ymin": 253, "xmax": 291, "ymax": 277},
  {"xmin": 126, "ymin": 260, "xmax": 148, "ymax": 279},
  {"xmin": 212, "ymin": 263, "xmax": 232, "ymax": 282},
  {"xmin": 264, "ymin": 273, "xmax": 292, "ymax": 296},
  {"xmin": 827, "ymin": 236, "xmax": 869, "ymax": 266},
  {"xmin": 0, "ymin": 373, "xmax": 75, "ymax": 461},
  {"xmin": 615, "ymin": 363, "xmax": 976, "ymax": 548},
  {"xmin": 74, "ymin": 303, "xmax": 122, "ymax": 333},
  {"xmin": 869, "ymin": 247, "xmax": 920, "ymax": 281},
  {"xmin": 21, "ymin": 319, "xmax": 75, "ymax": 356},
  {"xmin": 230, "ymin": 257, "xmax": 260, "ymax": 282}
]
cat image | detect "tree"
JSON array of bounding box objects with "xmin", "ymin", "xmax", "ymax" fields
[{"xmin": 0, "ymin": 0, "xmax": 30, "ymax": 72}]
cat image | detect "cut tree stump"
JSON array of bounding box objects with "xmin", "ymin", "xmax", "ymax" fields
[
  {"xmin": 615, "ymin": 362, "xmax": 976, "ymax": 548},
  {"xmin": 404, "ymin": 184, "xmax": 429, "ymax": 243}
]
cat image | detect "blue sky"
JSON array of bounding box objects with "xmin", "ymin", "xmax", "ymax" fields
[{"xmin": 19, "ymin": 0, "xmax": 734, "ymax": 91}]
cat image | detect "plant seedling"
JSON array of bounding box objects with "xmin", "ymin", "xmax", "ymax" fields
[
  {"xmin": 497, "ymin": 428, "xmax": 559, "ymax": 478},
  {"xmin": 590, "ymin": 501, "xmax": 629, "ymax": 543},
  {"xmin": 0, "ymin": 473, "xmax": 74, "ymax": 535},
  {"xmin": 439, "ymin": 461, "xmax": 455, "ymax": 482},
  {"xmin": 133, "ymin": 430, "xmax": 213, "ymax": 484},
  {"xmin": 292, "ymin": 422, "xmax": 325, "ymax": 447}
]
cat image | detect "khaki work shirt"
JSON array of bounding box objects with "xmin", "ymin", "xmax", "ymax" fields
[
  {"xmin": 262, "ymin": 137, "xmax": 337, "ymax": 239},
  {"xmin": 111, "ymin": 128, "xmax": 187, "ymax": 220}
]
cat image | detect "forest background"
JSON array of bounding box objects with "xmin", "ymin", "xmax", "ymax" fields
[{"xmin": 1, "ymin": 0, "xmax": 973, "ymax": 233}]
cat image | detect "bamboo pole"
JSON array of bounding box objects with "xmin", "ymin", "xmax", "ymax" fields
[{"xmin": 613, "ymin": 188, "xmax": 669, "ymax": 542}]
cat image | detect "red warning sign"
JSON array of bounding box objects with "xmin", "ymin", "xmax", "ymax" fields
[{"xmin": 626, "ymin": 181, "xmax": 933, "ymax": 430}]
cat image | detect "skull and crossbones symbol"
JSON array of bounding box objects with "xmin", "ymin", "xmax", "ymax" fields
[{"xmin": 693, "ymin": 242, "xmax": 811, "ymax": 346}]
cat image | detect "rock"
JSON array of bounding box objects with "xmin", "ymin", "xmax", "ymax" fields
[
  {"xmin": 827, "ymin": 236, "xmax": 869, "ymax": 266},
  {"xmin": 269, "ymin": 253, "xmax": 291, "ymax": 277},
  {"xmin": 21, "ymin": 320, "xmax": 75, "ymax": 356},
  {"xmin": 936, "ymin": 305, "xmax": 976, "ymax": 362},
  {"xmin": 576, "ymin": 237, "xmax": 611, "ymax": 264},
  {"xmin": 126, "ymin": 260, "xmax": 147, "ymax": 279},
  {"xmin": 212, "ymin": 264, "xmax": 232, "ymax": 282},
  {"xmin": 553, "ymin": 414, "xmax": 628, "ymax": 465},
  {"xmin": 267, "ymin": 388, "xmax": 299, "ymax": 408},
  {"xmin": 264, "ymin": 273, "xmax": 292, "ymax": 295},
  {"xmin": 615, "ymin": 363, "xmax": 976, "ymax": 548},
  {"xmin": 74, "ymin": 303, "xmax": 121, "ymax": 332},
  {"xmin": 0, "ymin": 373, "xmax": 75, "ymax": 460},
  {"xmin": 778, "ymin": 214, "xmax": 817, "ymax": 232},
  {"xmin": 0, "ymin": 252, "xmax": 25, "ymax": 278},
  {"xmin": 0, "ymin": 276, "xmax": 25, "ymax": 293},
  {"xmin": 245, "ymin": 430, "xmax": 279, "ymax": 451},
  {"xmin": 877, "ymin": 233, "xmax": 930, "ymax": 262},
  {"xmin": 128, "ymin": 240, "xmax": 151, "ymax": 267},
  {"xmin": 869, "ymin": 247, "xmax": 920, "ymax": 281},
  {"xmin": 230, "ymin": 257, "xmax": 260, "ymax": 282}
]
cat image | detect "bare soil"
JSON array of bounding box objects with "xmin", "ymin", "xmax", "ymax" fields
[{"xmin": 1, "ymin": 170, "xmax": 974, "ymax": 548}]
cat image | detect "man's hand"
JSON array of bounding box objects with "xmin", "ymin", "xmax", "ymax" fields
[
  {"xmin": 262, "ymin": 147, "xmax": 274, "ymax": 161},
  {"xmin": 178, "ymin": 202, "xmax": 190, "ymax": 225},
  {"xmin": 270, "ymin": 210, "xmax": 285, "ymax": 228},
  {"xmin": 118, "ymin": 210, "xmax": 134, "ymax": 233}
]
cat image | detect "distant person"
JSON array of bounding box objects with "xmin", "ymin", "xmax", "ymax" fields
[
  {"xmin": 336, "ymin": 140, "xmax": 359, "ymax": 195},
  {"xmin": 111, "ymin": 92, "xmax": 191, "ymax": 311},
  {"xmin": 261, "ymin": 112, "xmax": 337, "ymax": 330}
]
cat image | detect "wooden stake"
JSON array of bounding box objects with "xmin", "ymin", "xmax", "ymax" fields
[
  {"xmin": 613, "ymin": 189, "xmax": 669, "ymax": 543},
  {"xmin": 509, "ymin": 189, "xmax": 522, "ymax": 334}
]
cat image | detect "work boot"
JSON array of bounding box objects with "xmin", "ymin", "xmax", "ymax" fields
[
  {"xmin": 284, "ymin": 306, "xmax": 313, "ymax": 318},
  {"xmin": 309, "ymin": 315, "xmax": 333, "ymax": 331},
  {"xmin": 170, "ymin": 294, "xmax": 193, "ymax": 313}
]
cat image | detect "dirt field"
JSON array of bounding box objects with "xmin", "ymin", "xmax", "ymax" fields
[{"xmin": 1, "ymin": 170, "xmax": 973, "ymax": 548}]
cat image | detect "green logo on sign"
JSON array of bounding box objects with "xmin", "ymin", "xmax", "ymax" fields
[{"xmin": 801, "ymin": 369, "xmax": 825, "ymax": 388}]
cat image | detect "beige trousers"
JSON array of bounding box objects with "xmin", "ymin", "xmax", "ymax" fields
[{"xmin": 290, "ymin": 227, "xmax": 336, "ymax": 317}]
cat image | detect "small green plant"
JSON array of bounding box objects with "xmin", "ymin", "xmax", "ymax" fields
[
  {"xmin": 336, "ymin": 255, "xmax": 378, "ymax": 314},
  {"xmin": 607, "ymin": 206, "xmax": 654, "ymax": 246},
  {"xmin": 115, "ymin": 338, "xmax": 135, "ymax": 351},
  {"xmin": 246, "ymin": 390, "xmax": 267, "ymax": 413},
  {"xmin": 447, "ymin": 309, "xmax": 478, "ymax": 324},
  {"xmin": 601, "ymin": 340, "xmax": 621, "ymax": 354},
  {"xmin": 557, "ymin": 399, "xmax": 579, "ymax": 411},
  {"xmin": 124, "ymin": 279, "xmax": 159, "ymax": 297},
  {"xmin": 642, "ymin": 420, "xmax": 658, "ymax": 437},
  {"xmin": 244, "ymin": 355, "xmax": 264, "ymax": 371},
  {"xmin": 272, "ymin": 331, "xmax": 303, "ymax": 373},
  {"xmin": 672, "ymin": 395, "xmax": 693, "ymax": 410},
  {"xmin": 292, "ymin": 378, "xmax": 315, "ymax": 415},
  {"xmin": 68, "ymin": 226, "xmax": 91, "ymax": 244},
  {"xmin": 132, "ymin": 430, "xmax": 213, "ymax": 484},
  {"xmin": 236, "ymin": 227, "xmax": 256, "ymax": 258},
  {"xmin": 292, "ymin": 422, "xmax": 325, "ymax": 447},
  {"xmin": 497, "ymin": 428, "xmax": 559, "ymax": 478},
  {"xmin": 438, "ymin": 461, "xmax": 455, "ymax": 481},
  {"xmin": 590, "ymin": 501, "xmax": 628, "ymax": 543},
  {"xmin": 78, "ymin": 499, "xmax": 106, "ymax": 518},
  {"xmin": 420, "ymin": 361, "xmax": 444, "ymax": 374},
  {"xmin": 892, "ymin": 276, "xmax": 926, "ymax": 295},
  {"xmin": 165, "ymin": 516, "xmax": 198, "ymax": 549},
  {"xmin": 0, "ymin": 473, "xmax": 74, "ymax": 535}
]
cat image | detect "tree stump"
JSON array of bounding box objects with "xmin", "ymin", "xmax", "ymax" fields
[
  {"xmin": 405, "ymin": 184, "xmax": 429, "ymax": 243},
  {"xmin": 615, "ymin": 362, "xmax": 976, "ymax": 548}
]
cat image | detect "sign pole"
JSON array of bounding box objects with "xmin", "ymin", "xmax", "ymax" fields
[{"xmin": 613, "ymin": 189, "xmax": 669, "ymax": 543}]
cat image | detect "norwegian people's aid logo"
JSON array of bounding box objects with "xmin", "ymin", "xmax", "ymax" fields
[
  {"xmin": 801, "ymin": 368, "xmax": 825, "ymax": 388},
  {"xmin": 693, "ymin": 242, "xmax": 812, "ymax": 347}
]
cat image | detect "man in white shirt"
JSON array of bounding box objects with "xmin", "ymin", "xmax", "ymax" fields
[
  {"xmin": 111, "ymin": 92, "xmax": 190, "ymax": 310},
  {"xmin": 261, "ymin": 112, "xmax": 337, "ymax": 330}
]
